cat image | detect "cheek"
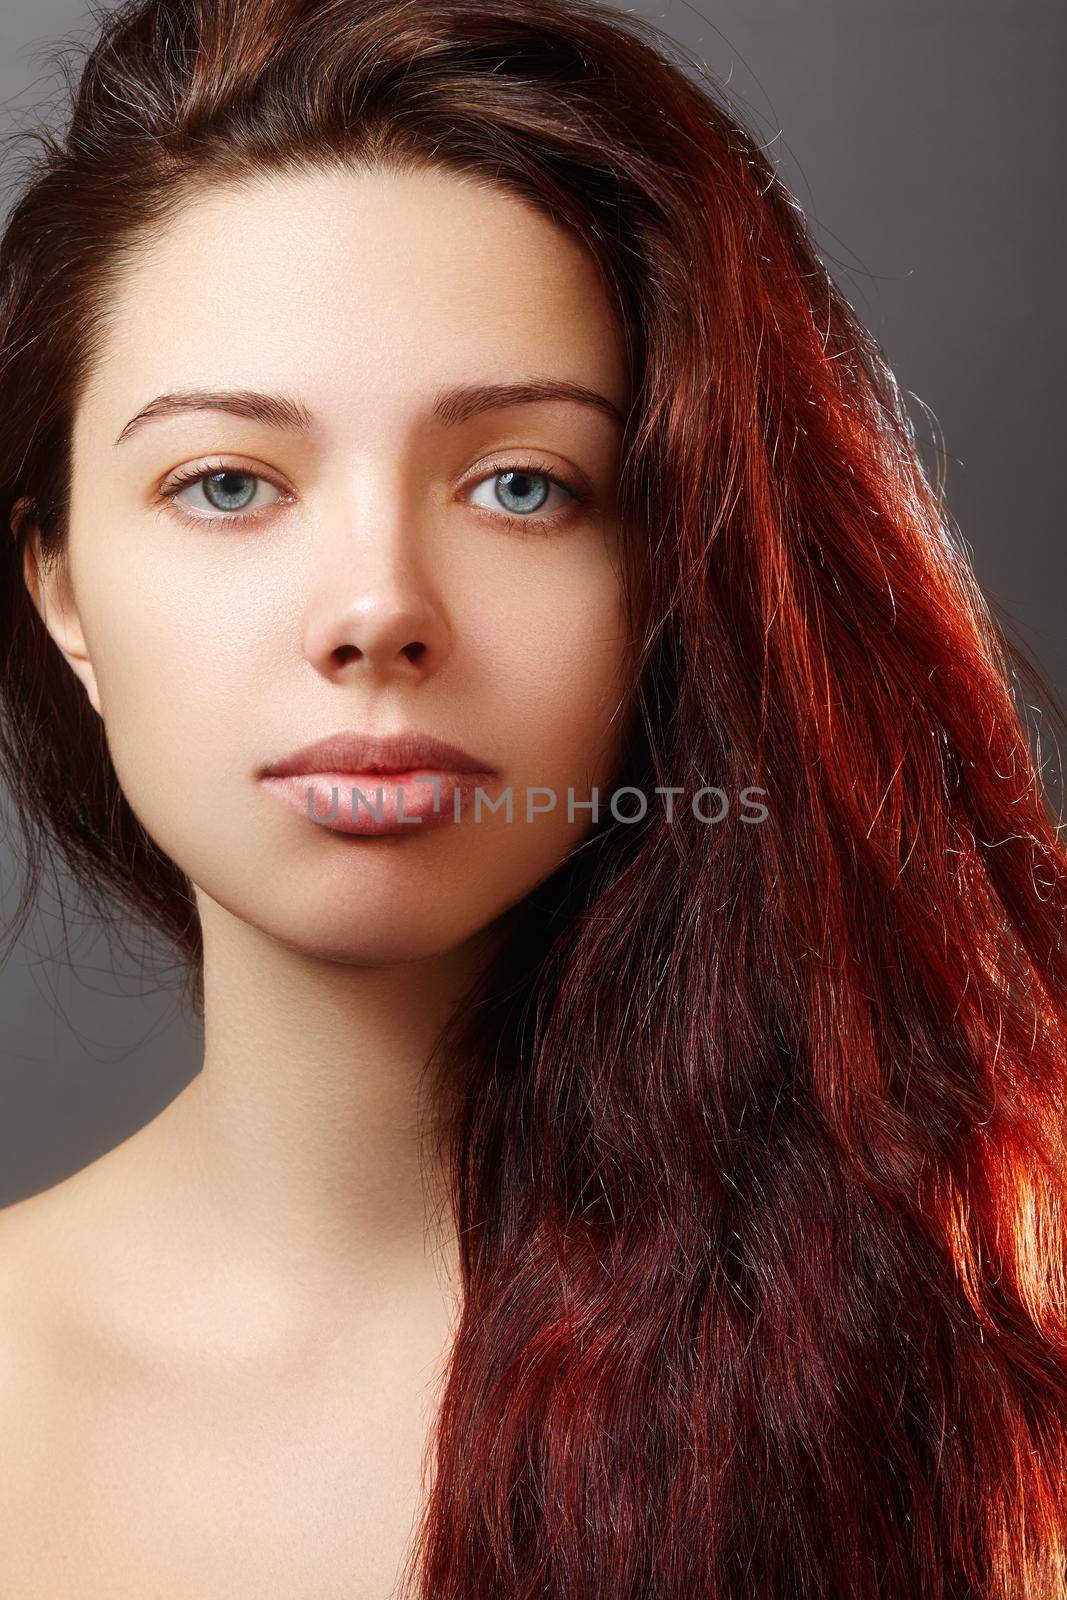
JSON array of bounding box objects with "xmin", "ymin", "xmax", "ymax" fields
[
  {"xmin": 70, "ymin": 538, "xmax": 255, "ymax": 823},
  {"xmin": 74, "ymin": 512, "xmax": 260, "ymax": 707},
  {"xmin": 482, "ymin": 555, "xmax": 631, "ymax": 787}
]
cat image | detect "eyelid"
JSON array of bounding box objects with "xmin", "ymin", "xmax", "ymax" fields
[
  {"xmin": 157, "ymin": 456, "xmax": 293, "ymax": 502},
  {"xmin": 461, "ymin": 452, "xmax": 587, "ymax": 494}
]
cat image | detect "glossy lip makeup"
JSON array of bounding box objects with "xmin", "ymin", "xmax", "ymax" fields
[{"xmin": 257, "ymin": 728, "xmax": 499, "ymax": 837}]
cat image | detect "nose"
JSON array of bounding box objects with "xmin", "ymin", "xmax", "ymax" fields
[{"xmin": 300, "ymin": 505, "xmax": 451, "ymax": 686}]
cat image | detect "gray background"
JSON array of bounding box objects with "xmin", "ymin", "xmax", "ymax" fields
[{"xmin": 1, "ymin": 0, "xmax": 1063, "ymax": 1204}]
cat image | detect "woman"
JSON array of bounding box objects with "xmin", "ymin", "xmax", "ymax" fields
[{"xmin": 0, "ymin": 0, "xmax": 1064, "ymax": 1594}]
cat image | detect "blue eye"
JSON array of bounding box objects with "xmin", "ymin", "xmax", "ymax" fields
[
  {"xmin": 467, "ymin": 467, "xmax": 578, "ymax": 523},
  {"xmin": 164, "ymin": 468, "xmax": 283, "ymax": 517}
]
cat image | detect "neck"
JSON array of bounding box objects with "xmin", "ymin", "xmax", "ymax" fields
[{"xmin": 148, "ymin": 892, "xmax": 499, "ymax": 1322}]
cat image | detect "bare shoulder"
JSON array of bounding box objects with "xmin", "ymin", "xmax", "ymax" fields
[
  {"xmin": 0, "ymin": 1155, "xmax": 160, "ymax": 1588},
  {"xmin": 0, "ymin": 1097, "xmax": 182, "ymax": 1322},
  {"xmin": 0, "ymin": 1170, "xmax": 78, "ymax": 1332},
  {"xmin": 0, "ymin": 1143, "xmax": 144, "ymax": 1415},
  {"xmin": 0, "ymin": 1171, "xmax": 100, "ymax": 1560},
  {"xmin": 0, "ymin": 1129, "xmax": 197, "ymax": 1568},
  {"xmin": 0, "ymin": 1162, "xmax": 106, "ymax": 1382}
]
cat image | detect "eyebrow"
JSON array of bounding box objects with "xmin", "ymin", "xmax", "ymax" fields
[{"xmin": 112, "ymin": 379, "xmax": 627, "ymax": 446}]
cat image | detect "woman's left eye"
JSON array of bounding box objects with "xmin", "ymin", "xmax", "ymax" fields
[
  {"xmin": 163, "ymin": 468, "xmax": 282, "ymax": 517},
  {"xmin": 465, "ymin": 467, "xmax": 579, "ymax": 524}
]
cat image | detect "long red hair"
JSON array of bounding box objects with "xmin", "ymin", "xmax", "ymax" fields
[{"xmin": 1, "ymin": 2, "xmax": 1065, "ymax": 1594}]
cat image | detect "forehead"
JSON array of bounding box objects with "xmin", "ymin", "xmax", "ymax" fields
[{"xmin": 78, "ymin": 162, "xmax": 628, "ymax": 436}]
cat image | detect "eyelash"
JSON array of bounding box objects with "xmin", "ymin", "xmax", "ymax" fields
[{"xmin": 155, "ymin": 457, "xmax": 589, "ymax": 535}]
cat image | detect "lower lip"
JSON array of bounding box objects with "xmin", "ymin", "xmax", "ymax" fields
[{"xmin": 259, "ymin": 769, "xmax": 495, "ymax": 836}]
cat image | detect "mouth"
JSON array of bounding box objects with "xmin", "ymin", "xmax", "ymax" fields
[{"xmin": 257, "ymin": 729, "xmax": 499, "ymax": 838}]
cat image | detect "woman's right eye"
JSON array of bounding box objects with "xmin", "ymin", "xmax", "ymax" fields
[{"xmin": 162, "ymin": 467, "xmax": 284, "ymax": 520}]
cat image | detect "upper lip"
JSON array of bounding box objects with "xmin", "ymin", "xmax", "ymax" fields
[{"xmin": 259, "ymin": 729, "xmax": 497, "ymax": 778}]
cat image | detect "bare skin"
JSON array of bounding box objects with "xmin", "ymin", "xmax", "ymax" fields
[
  {"xmin": 0, "ymin": 162, "xmax": 633, "ymax": 1594},
  {"xmin": 0, "ymin": 1106, "xmax": 462, "ymax": 1597}
]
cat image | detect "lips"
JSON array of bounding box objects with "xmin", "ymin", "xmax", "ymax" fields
[
  {"xmin": 259, "ymin": 728, "xmax": 497, "ymax": 780},
  {"xmin": 258, "ymin": 729, "xmax": 499, "ymax": 837}
]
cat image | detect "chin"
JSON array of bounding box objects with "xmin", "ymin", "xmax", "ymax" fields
[{"xmin": 201, "ymin": 875, "xmax": 502, "ymax": 967}]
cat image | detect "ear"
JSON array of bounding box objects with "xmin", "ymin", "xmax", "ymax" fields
[{"xmin": 13, "ymin": 497, "xmax": 103, "ymax": 717}]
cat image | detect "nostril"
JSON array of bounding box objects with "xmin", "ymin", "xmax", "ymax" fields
[{"xmin": 402, "ymin": 642, "xmax": 427, "ymax": 663}]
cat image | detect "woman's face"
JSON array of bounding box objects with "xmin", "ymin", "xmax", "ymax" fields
[{"xmin": 29, "ymin": 163, "xmax": 635, "ymax": 962}]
